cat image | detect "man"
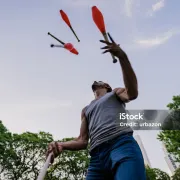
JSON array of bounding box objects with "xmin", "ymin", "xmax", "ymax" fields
[{"xmin": 46, "ymin": 33, "xmax": 146, "ymax": 180}]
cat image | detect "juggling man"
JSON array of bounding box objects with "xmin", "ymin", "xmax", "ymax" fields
[{"xmin": 46, "ymin": 33, "xmax": 146, "ymax": 180}]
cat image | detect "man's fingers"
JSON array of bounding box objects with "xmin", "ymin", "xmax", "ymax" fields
[
  {"xmin": 100, "ymin": 40, "xmax": 111, "ymax": 45},
  {"xmin": 101, "ymin": 45, "xmax": 111, "ymax": 49},
  {"xmin": 46, "ymin": 145, "xmax": 52, "ymax": 158},
  {"xmin": 55, "ymin": 142, "xmax": 60, "ymax": 153},
  {"xmin": 51, "ymin": 143, "xmax": 58, "ymax": 156},
  {"xmin": 46, "ymin": 142, "xmax": 62, "ymax": 165},
  {"xmin": 47, "ymin": 142, "xmax": 58, "ymax": 157},
  {"xmin": 102, "ymin": 49, "xmax": 110, "ymax": 54},
  {"xmin": 50, "ymin": 153, "xmax": 55, "ymax": 164},
  {"xmin": 101, "ymin": 44, "xmax": 119, "ymax": 50}
]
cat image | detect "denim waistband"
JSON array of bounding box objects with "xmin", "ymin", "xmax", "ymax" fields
[{"xmin": 90, "ymin": 132, "xmax": 133, "ymax": 155}]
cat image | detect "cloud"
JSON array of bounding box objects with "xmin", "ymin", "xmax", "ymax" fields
[
  {"xmin": 124, "ymin": 0, "xmax": 133, "ymax": 17},
  {"xmin": 152, "ymin": 0, "xmax": 165, "ymax": 11},
  {"xmin": 147, "ymin": 0, "xmax": 165, "ymax": 16},
  {"xmin": 135, "ymin": 29, "xmax": 179, "ymax": 48}
]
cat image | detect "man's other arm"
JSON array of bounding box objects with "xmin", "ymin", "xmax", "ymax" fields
[{"xmin": 60, "ymin": 108, "xmax": 89, "ymax": 150}]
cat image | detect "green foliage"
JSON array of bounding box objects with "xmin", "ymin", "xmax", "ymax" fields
[
  {"xmin": 0, "ymin": 120, "xmax": 53, "ymax": 179},
  {"xmin": 172, "ymin": 168, "xmax": 180, "ymax": 180},
  {"xmin": 0, "ymin": 120, "xmax": 12, "ymax": 177},
  {"xmin": 153, "ymin": 168, "xmax": 171, "ymax": 180},
  {"xmin": 161, "ymin": 95, "xmax": 180, "ymax": 130},
  {"xmin": 146, "ymin": 166, "xmax": 170, "ymax": 180},
  {"xmin": 0, "ymin": 121, "xmax": 89, "ymax": 180},
  {"xmin": 146, "ymin": 166, "xmax": 156, "ymax": 180},
  {"xmin": 167, "ymin": 96, "xmax": 180, "ymax": 110},
  {"xmin": 158, "ymin": 95, "xmax": 180, "ymax": 162},
  {"xmin": 149, "ymin": 95, "xmax": 180, "ymax": 179},
  {"xmin": 45, "ymin": 138, "xmax": 90, "ymax": 180},
  {"xmin": 158, "ymin": 130, "xmax": 180, "ymax": 162}
]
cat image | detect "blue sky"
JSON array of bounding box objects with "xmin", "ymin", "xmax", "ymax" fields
[{"xmin": 0, "ymin": 0, "xmax": 179, "ymax": 175}]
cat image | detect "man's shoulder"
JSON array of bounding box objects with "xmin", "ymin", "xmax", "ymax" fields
[
  {"xmin": 82, "ymin": 104, "xmax": 91, "ymax": 114},
  {"xmin": 113, "ymin": 87, "xmax": 125, "ymax": 93}
]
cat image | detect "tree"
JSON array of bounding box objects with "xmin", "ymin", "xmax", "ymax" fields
[
  {"xmin": 44, "ymin": 138, "xmax": 90, "ymax": 180},
  {"xmin": 161, "ymin": 95, "xmax": 180, "ymax": 130},
  {"xmin": 167, "ymin": 96, "xmax": 180, "ymax": 110},
  {"xmin": 0, "ymin": 121, "xmax": 89, "ymax": 180},
  {"xmin": 0, "ymin": 120, "xmax": 12, "ymax": 177},
  {"xmin": 0, "ymin": 120, "xmax": 53, "ymax": 179},
  {"xmin": 158, "ymin": 95, "xmax": 180, "ymax": 162},
  {"xmin": 172, "ymin": 168, "xmax": 180, "ymax": 180},
  {"xmin": 153, "ymin": 168, "xmax": 171, "ymax": 180},
  {"xmin": 146, "ymin": 166, "xmax": 156, "ymax": 180},
  {"xmin": 166, "ymin": 95, "xmax": 180, "ymax": 130},
  {"xmin": 146, "ymin": 166, "xmax": 170, "ymax": 180}
]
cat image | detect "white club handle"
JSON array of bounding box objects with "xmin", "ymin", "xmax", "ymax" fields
[{"xmin": 37, "ymin": 153, "xmax": 52, "ymax": 180}]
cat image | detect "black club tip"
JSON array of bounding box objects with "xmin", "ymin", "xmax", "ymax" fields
[{"xmin": 113, "ymin": 59, "xmax": 117, "ymax": 63}]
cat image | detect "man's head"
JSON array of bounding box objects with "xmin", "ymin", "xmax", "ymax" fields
[{"xmin": 92, "ymin": 81, "xmax": 112, "ymax": 98}]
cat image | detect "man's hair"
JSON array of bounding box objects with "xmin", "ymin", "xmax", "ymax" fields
[
  {"xmin": 104, "ymin": 83, "xmax": 112, "ymax": 92},
  {"xmin": 92, "ymin": 81, "xmax": 112, "ymax": 92}
]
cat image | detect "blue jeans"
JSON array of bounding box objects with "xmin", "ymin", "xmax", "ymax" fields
[{"xmin": 86, "ymin": 133, "xmax": 146, "ymax": 180}]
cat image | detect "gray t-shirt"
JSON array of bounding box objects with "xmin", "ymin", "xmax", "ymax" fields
[{"xmin": 84, "ymin": 91, "xmax": 133, "ymax": 152}]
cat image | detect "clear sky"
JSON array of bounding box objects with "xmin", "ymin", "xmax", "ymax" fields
[{"xmin": 0, "ymin": 0, "xmax": 179, "ymax": 175}]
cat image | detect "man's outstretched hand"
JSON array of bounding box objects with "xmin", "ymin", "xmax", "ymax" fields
[
  {"xmin": 100, "ymin": 33, "xmax": 126, "ymax": 59},
  {"xmin": 46, "ymin": 142, "xmax": 63, "ymax": 164}
]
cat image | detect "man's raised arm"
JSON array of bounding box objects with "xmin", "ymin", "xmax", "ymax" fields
[
  {"xmin": 100, "ymin": 33, "xmax": 138, "ymax": 101},
  {"xmin": 117, "ymin": 52, "xmax": 138, "ymax": 100}
]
